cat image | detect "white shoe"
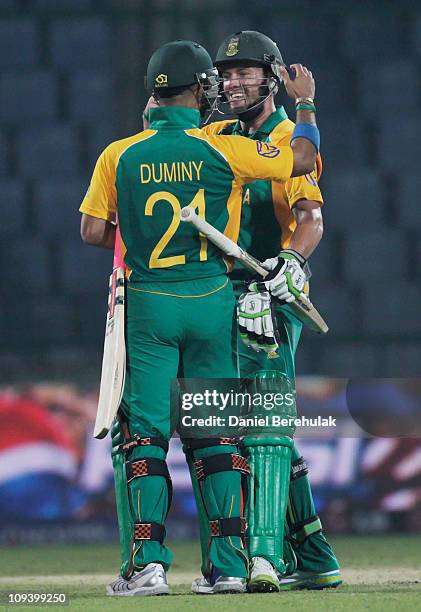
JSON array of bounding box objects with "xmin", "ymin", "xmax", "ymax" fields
[
  {"xmin": 248, "ymin": 556, "xmax": 280, "ymax": 593},
  {"xmin": 192, "ymin": 575, "xmax": 247, "ymax": 594},
  {"xmin": 106, "ymin": 562, "xmax": 169, "ymax": 596}
]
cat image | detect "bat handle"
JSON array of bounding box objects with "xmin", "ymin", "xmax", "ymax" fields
[{"xmin": 180, "ymin": 206, "xmax": 195, "ymax": 221}]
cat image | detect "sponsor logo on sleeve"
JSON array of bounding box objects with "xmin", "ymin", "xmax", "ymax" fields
[
  {"xmin": 256, "ymin": 141, "xmax": 280, "ymax": 158},
  {"xmin": 305, "ymin": 172, "xmax": 318, "ymax": 186}
]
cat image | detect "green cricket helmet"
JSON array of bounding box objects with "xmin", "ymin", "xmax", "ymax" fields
[
  {"xmin": 215, "ymin": 30, "xmax": 285, "ymax": 118},
  {"xmin": 145, "ymin": 39, "xmax": 219, "ymax": 107},
  {"xmin": 215, "ymin": 30, "xmax": 284, "ymax": 75}
]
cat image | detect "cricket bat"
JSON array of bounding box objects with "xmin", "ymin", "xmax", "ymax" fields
[
  {"xmin": 93, "ymin": 225, "xmax": 126, "ymax": 439},
  {"xmin": 180, "ymin": 206, "xmax": 328, "ymax": 334}
]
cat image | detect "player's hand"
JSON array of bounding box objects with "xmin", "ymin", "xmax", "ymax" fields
[
  {"xmin": 279, "ymin": 64, "xmax": 315, "ymax": 101},
  {"xmin": 238, "ymin": 290, "xmax": 279, "ymax": 356},
  {"xmin": 143, "ymin": 96, "xmax": 160, "ymax": 129},
  {"xmin": 249, "ymin": 250, "xmax": 307, "ymax": 303}
]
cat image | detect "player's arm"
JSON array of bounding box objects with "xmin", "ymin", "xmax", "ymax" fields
[
  {"xmin": 79, "ymin": 144, "xmax": 118, "ymax": 249},
  {"xmin": 290, "ymin": 137, "xmax": 316, "ymax": 177},
  {"xmin": 254, "ymin": 164, "xmax": 324, "ymax": 301},
  {"xmin": 283, "ymin": 158, "xmax": 324, "ymax": 258},
  {"xmin": 289, "ymin": 200, "xmax": 323, "ymax": 259},
  {"xmin": 214, "ymin": 129, "xmax": 315, "ymax": 186},
  {"xmin": 280, "ymin": 63, "xmax": 319, "ymax": 177},
  {"xmin": 80, "ymin": 214, "xmax": 116, "ymax": 249}
]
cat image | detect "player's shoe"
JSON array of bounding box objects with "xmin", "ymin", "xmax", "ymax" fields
[
  {"xmin": 278, "ymin": 568, "xmax": 343, "ymax": 590},
  {"xmin": 106, "ymin": 562, "xmax": 169, "ymax": 596},
  {"xmin": 248, "ymin": 556, "xmax": 280, "ymax": 593},
  {"xmin": 191, "ymin": 575, "xmax": 247, "ymax": 594}
]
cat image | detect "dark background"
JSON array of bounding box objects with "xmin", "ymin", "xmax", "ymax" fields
[
  {"xmin": 1, "ymin": 0, "xmax": 421, "ymax": 384},
  {"xmin": 0, "ymin": 0, "xmax": 420, "ymax": 540}
]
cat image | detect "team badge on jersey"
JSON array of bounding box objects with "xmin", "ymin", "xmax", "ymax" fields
[
  {"xmin": 155, "ymin": 73, "xmax": 168, "ymax": 87},
  {"xmin": 305, "ymin": 172, "xmax": 318, "ymax": 186},
  {"xmin": 256, "ymin": 141, "xmax": 280, "ymax": 158},
  {"xmin": 226, "ymin": 37, "xmax": 239, "ymax": 56}
]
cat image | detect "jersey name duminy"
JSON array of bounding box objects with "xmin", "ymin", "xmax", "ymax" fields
[{"xmin": 140, "ymin": 160, "xmax": 204, "ymax": 184}]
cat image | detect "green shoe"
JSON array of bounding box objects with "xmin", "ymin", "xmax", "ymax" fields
[{"xmin": 278, "ymin": 569, "xmax": 342, "ymax": 590}]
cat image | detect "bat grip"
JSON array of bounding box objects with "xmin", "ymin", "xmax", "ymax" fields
[{"xmin": 113, "ymin": 220, "xmax": 124, "ymax": 269}]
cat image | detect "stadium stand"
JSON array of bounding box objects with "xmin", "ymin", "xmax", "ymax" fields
[
  {"xmin": 6, "ymin": 238, "xmax": 50, "ymax": 293},
  {"xmin": 33, "ymin": 179, "xmax": 83, "ymax": 238},
  {"xmin": 32, "ymin": 0, "xmax": 93, "ymax": 9},
  {"xmin": 260, "ymin": 16, "xmax": 338, "ymax": 65},
  {"xmin": 313, "ymin": 63, "xmax": 354, "ymax": 114},
  {"xmin": 341, "ymin": 13, "xmax": 404, "ymax": 62},
  {"xmin": 0, "ymin": 133, "xmax": 8, "ymax": 177},
  {"xmin": 318, "ymin": 115, "xmax": 368, "ymax": 170},
  {"xmin": 377, "ymin": 116, "xmax": 421, "ymax": 172},
  {"xmin": 0, "ymin": 0, "xmax": 419, "ymax": 380},
  {"xmin": 0, "ymin": 180, "xmax": 26, "ymax": 236},
  {"xmin": 316, "ymin": 342, "xmax": 379, "ymax": 377},
  {"xmin": 322, "ymin": 169, "xmax": 386, "ymax": 229},
  {"xmin": 396, "ymin": 175, "xmax": 421, "ymax": 228},
  {"xmin": 17, "ymin": 125, "xmax": 80, "ymax": 178},
  {"xmin": 359, "ymin": 60, "xmax": 418, "ymax": 118},
  {"xmin": 410, "ymin": 12, "xmax": 421, "ymax": 59},
  {"xmin": 362, "ymin": 284, "xmax": 421, "ymax": 336},
  {"xmin": 68, "ymin": 73, "xmax": 113, "ymax": 122},
  {"xmin": 0, "ymin": 71, "xmax": 58, "ymax": 125},
  {"xmin": 49, "ymin": 19, "xmax": 111, "ymax": 68},
  {"xmin": 60, "ymin": 240, "xmax": 112, "ymax": 294},
  {"xmin": 382, "ymin": 344, "xmax": 421, "ymax": 376},
  {"xmin": 307, "ymin": 284, "xmax": 359, "ymax": 336},
  {"xmin": 0, "ymin": 19, "xmax": 39, "ymax": 67},
  {"xmin": 307, "ymin": 235, "xmax": 338, "ymax": 283},
  {"xmin": 343, "ymin": 229, "xmax": 408, "ymax": 284}
]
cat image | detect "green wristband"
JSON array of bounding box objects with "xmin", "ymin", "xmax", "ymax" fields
[
  {"xmin": 279, "ymin": 249, "xmax": 306, "ymax": 265},
  {"xmin": 296, "ymin": 103, "xmax": 316, "ymax": 112}
]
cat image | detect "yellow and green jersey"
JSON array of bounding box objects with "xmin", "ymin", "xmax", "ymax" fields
[
  {"xmin": 202, "ymin": 107, "xmax": 323, "ymax": 265},
  {"xmin": 80, "ymin": 106, "xmax": 294, "ymax": 282}
]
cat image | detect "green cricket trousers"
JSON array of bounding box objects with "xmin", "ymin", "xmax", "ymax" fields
[{"xmin": 112, "ymin": 275, "xmax": 249, "ymax": 579}]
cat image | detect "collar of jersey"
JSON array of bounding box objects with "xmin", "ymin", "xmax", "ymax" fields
[
  {"xmin": 231, "ymin": 106, "xmax": 288, "ymax": 140},
  {"xmin": 149, "ymin": 106, "xmax": 201, "ymax": 130}
]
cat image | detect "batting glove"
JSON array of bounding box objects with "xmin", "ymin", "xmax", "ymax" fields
[
  {"xmin": 249, "ymin": 249, "xmax": 307, "ymax": 303},
  {"xmin": 237, "ymin": 290, "xmax": 280, "ymax": 357}
]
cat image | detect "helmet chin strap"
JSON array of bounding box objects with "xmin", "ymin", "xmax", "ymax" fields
[
  {"xmin": 237, "ymin": 99, "xmax": 266, "ymax": 122},
  {"xmin": 237, "ymin": 77, "xmax": 278, "ymax": 122}
]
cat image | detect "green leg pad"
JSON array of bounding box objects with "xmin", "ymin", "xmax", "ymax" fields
[
  {"xmin": 111, "ymin": 422, "xmax": 172, "ymax": 578},
  {"xmin": 111, "ymin": 422, "xmax": 134, "ymax": 579},
  {"xmin": 282, "ymin": 530, "xmax": 298, "ymax": 575},
  {"xmin": 243, "ymin": 370, "xmax": 297, "ymax": 439},
  {"xmin": 287, "ymin": 443, "xmax": 340, "ymax": 574},
  {"xmin": 184, "ymin": 449, "xmax": 210, "ymax": 577},
  {"xmin": 185, "ymin": 442, "xmax": 249, "ymax": 579},
  {"xmin": 244, "ymin": 436, "xmax": 293, "ymax": 574}
]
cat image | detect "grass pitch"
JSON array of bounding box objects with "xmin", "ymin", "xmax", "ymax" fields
[{"xmin": 0, "ymin": 536, "xmax": 420, "ymax": 611}]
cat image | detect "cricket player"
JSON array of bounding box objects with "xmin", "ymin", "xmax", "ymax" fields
[
  {"xmin": 80, "ymin": 39, "xmax": 320, "ymax": 596},
  {"xmin": 187, "ymin": 31, "xmax": 341, "ymax": 593}
]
